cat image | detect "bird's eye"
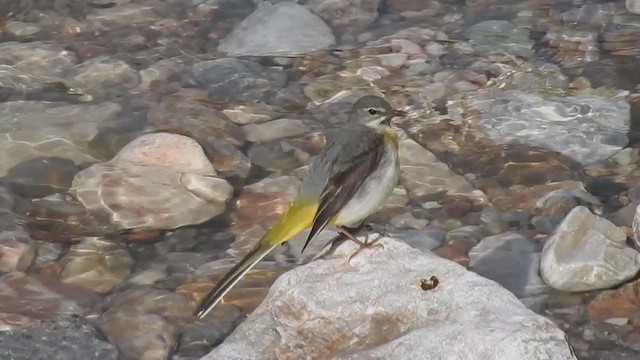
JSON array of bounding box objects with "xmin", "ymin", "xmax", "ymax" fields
[{"xmin": 368, "ymin": 108, "xmax": 377, "ymax": 115}]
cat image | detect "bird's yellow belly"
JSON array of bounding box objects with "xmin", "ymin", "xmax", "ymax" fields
[{"xmin": 333, "ymin": 141, "xmax": 399, "ymax": 226}]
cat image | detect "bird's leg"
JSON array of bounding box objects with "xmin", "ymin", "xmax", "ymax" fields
[{"xmin": 337, "ymin": 225, "xmax": 385, "ymax": 264}]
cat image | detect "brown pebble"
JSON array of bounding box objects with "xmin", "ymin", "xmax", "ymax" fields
[
  {"xmin": 569, "ymin": 338, "xmax": 589, "ymax": 352},
  {"xmin": 442, "ymin": 197, "xmax": 473, "ymax": 218},
  {"xmin": 568, "ymin": 76, "xmax": 591, "ymax": 91},
  {"xmin": 126, "ymin": 229, "xmax": 161, "ymax": 242},
  {"xmin": 587, "ymin": 279, "xmax": 640, "ymax": 325},
  {"xmin": 420, "ymin": 276, "xmax": 439, "ymax": 291},
  {"xmin": 434, "ymin": 244, "xmax": 470, "ymax": 267},
  {"xmin": 36, "ymin": 262, "xmax": 64, "ymax": 277}
]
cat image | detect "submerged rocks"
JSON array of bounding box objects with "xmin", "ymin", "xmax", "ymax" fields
[
  {"xmin": 204, "ymin": 238, "xmax": 575, "ymax": 360},
  {"xmin": 469, "ymin": 74, "xmax": 630, "ymax": 166},
  {"xmin": 218, "ymin": 2, "xmax": 335, "ymax": 56},
  {"xmin": 469, "ymin": 232, "xmax": 548, "ymax": 311},
  {"xmin": 0, "ymin": 271, "xmax": 98, "ymax": 331},
  {"xmin": 541, "ymin": 206, "xmax": 640, "ymax": 292},
  {"xmin": 0, "ymin": 315, "xmax": 118, "ymax": 360},
  {"xmin": 0, "ymin": 101, "xmax": 119, "ymax": 176},
  {"xmin": 464, "ymin": 20, "xmax": 535, "ymax": 59},
  {"xmin": 95, "ymin": 286, "xmax": 194, "ymax": 360},
  {"xmin": 587, "ymin": 278, "xmax": 640, "ymax": 324},
  {"xmin": 185, "ymin": 58, "xmax": 287, "ymax": 102},
  {"xmin": 69, "ymin": 133, "xmax": 233, "ymax": 231},
  {"xmin": 398, "ymin": 137, "xmax": 482, "ymax": 201},
  {"xmin": 59, "ymin": 237, "xmax": 133, "ymax": 293},
  {"xmin": 0, "ymin": 230, "xmax": 36, "ymax": 273},
  {"xmin": 631, "ymin": 201, "xmax": 640, "ymax": 250},
  {"xmin": 306, "ymin": 0, "xmax": 383, "ymax": 30},
  {"xmin": 242, "ymin": 118, "xmax": 309, "ymax": 143}
]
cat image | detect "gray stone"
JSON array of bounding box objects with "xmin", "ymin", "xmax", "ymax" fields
[
  {"xmin": 185, "ymin": 58, "xmax": 286, "ymax": 102},
  {"xmin": 631, "ymin": 201, "xmax": 640, "ymax": 250},
  {"xmin": 399, "ymin": 137, "xmax": 484, "ymax": 201},
  {"xmin": 86, "ymin": 3, "xmax": 161, "ymax": 25},
  {"xmin": 204, "ymin": 238, "xmax": 576, "ymax": 360},
  {"xmin": 0, "ymin": 101, "xmax": 120, "ymax": 176},
  {"xmin": 4, "ymin": 21, "xmax": 41, "ymax": 37},
  {"xmin": 0, "ymin": 316, "xmax": 118, "ymax": 360},
  {"xmin": 627, "ymin": 0, "xmax": 640, "ymax": 14},
  {"xmin": 446, "ymin": 225, "xmax": 488, "ymax": 249},
  {"xmin": 243, "ymin": 118, "xmax": 309, "ymax": 143},
  {"xmin": 70, "ymin": 133, "xmax": 233, "ymax": 230},
  {"xmin": 389, "ymin": 212, "xmax": 429, "ymax": 229},
  {"xmin": 377, "ymin": 53, "xmax": 408, "ymax": 67},
  {"xmin": 218, "ymin": 2, "xmax": 335, "ymax": 56},
  {"xmin": 307, "ymin": 0, "xmax": 382, "ymax": 29},
  {"xmin": 0, "ymin": 230, "xmax": 35, "ymax": 272},
  {"xmin": 59, "ymin": 237, "xmax": 133, "ymax": 293},
  {"xmin": 0, "ymin": 42, "xmax": 77, "ymax": 78},
  {"xmin": 532, "ymin": 215, "xmax": 564, "ymax": 235},
  {"xmin": 542, "ymin": 206, "xmax": 640, "ymax": 292},
  {"xmin": 464, "ymin": 20, "xmax": 534, "ymax": 59},
  {"xmin": 68, "ymin": 57, "xmax": 140, "ymax": 98},
  {"xmin": 470, "ymin": 232, "xmax": 548, "ymax": 311},
  {"xmin": 389, "ymin": 225, "xmax": 446, "ymax": 251},
  {"xmin": 470, "ymin": 89, "xmax": 629, "ymax": 166},
  {"xmin": 96, "ymin": 310, "xmax": 177, "ymax": 360}
]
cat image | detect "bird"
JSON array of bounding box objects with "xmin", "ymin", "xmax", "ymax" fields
[{"xmin": 194, "ymin": 95, "xmax": 406, "ymax": 319}]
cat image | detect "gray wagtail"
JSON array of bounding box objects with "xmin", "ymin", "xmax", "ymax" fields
[{"xmin": 195, "ymin": 95, "xmax": 405, "ymax": 319}]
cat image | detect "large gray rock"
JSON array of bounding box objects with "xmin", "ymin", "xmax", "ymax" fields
[
  {"xmin": 204, "ymin": 237, "xmax": 576, "ymax": 360},
  {"xmin": 218, "ymin": 2, "xmax": 335, "ymax": 56},
  {"xmin": 541, "ymin": 206, "xmax": 640, "ymax": 292}
]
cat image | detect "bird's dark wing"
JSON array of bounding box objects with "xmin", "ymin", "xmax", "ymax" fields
[{"xmin": 301, "ymin": 127, "xmax": 385, "ymax": 252}]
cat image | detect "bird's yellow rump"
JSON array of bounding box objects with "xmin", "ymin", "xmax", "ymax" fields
[{"xmin": 194, "ymin": 198, "xmax": 319, "ymax": 319}]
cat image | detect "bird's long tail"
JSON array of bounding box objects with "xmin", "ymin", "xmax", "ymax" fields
[{"xmin": 194, "ymin": 199, "xmax": 317, "ymax": 319}]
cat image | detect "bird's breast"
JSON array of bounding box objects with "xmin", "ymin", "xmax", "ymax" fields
[{"xmin": 380, "ymin": 127, "xmax": 400, "ymax": 151}]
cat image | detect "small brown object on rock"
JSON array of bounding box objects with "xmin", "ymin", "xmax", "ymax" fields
[{"xmin": 420, "ymin": 276, "xmax": 439, "ymax": 291}]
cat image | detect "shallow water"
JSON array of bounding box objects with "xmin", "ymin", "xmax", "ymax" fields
[{"xmin": 1, "ymin": 0, "xmax": 640, "ymax": 358}]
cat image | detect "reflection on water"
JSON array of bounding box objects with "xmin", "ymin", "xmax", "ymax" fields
[{"xmin": 0, "ymin": 0, "xmax": 640, "ymax": 358}]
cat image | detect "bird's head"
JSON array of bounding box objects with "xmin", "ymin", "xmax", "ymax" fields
[{"xmin": 349, "ymin": 95, "xmax": 406, "ymax": 128}]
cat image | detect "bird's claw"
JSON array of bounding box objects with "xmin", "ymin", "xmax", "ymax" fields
[{"xmin": 345, "ymin": 232, "xmax": 385, "ymax": 265}]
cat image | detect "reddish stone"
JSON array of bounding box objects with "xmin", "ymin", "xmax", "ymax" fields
[
  {"xmin": 434, "ymin": 243, "xmax": 470, "ymax": 267},
  {"xmin": 442, "ymin": 196, "xmax": 473, "ymax": 218},
  {"xmin": 587, "ymin": 279, "xmax": 640, "ymax": 325},
  {"xmin": 36, "ymin": 262, "xmax": 65, "ymax": 277},
  {"xmin": 125, "ymin": 229, "xmax": 161, "ymax": 242}
]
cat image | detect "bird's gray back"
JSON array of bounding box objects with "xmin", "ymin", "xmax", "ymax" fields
[{"xmin": 298, "ymin": 124, "xmax": 384, "ymax": 200}]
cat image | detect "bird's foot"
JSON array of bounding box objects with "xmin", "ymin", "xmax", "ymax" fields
[{"xmin": 337, "ymin": 226, "xmax": 386, "ymax": 264}]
